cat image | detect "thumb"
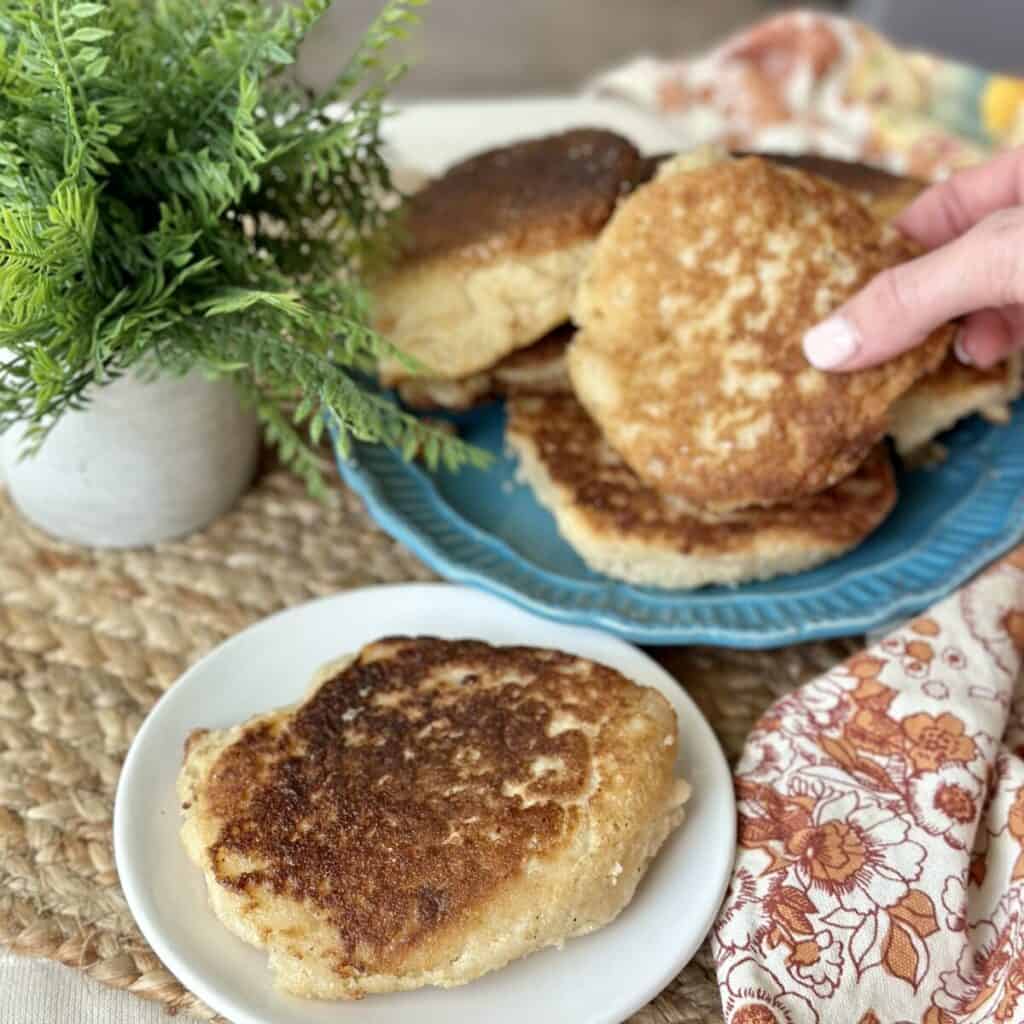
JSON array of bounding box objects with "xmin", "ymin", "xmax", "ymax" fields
[{"xmin": 802, "ymin": 207, "xmax": 1024, "ymax": 371}]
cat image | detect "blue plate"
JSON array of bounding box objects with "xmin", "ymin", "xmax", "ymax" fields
[{"xmin": 335, "ymin": 400, "xmax": 1024, "ymax": 647}]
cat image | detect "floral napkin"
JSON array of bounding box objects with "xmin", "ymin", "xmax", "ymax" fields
[
  {"xmin": 588, "ymin": 11, "xmax": 1024, "ymax": 1023},
  {"xmin": 590, "ymin": 10, "xmax": 1024, "ymax": 181},
  {"xmin": 713, "ymin": 549, "xmax": 1024, "ymax": 1024}
]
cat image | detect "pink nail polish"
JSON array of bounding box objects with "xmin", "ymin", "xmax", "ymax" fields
[
  {"xmin": 802, "ymin": 317, "xmax": 859, "ymax": 369},
  {"xmin": 953, "ymin": 328, "xmax": 972, "ymax": 366}
]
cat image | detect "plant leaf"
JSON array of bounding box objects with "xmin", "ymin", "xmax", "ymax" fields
[{"xmin": 69, "ymin": 26, "xmax": 113, "ymax": 42}]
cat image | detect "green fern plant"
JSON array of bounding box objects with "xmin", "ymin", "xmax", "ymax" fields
[{"xmin": 0, "ymin": 0, "xmax": 486, "ymax": 494}]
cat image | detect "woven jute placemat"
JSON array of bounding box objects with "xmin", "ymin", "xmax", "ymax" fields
[{"xmin": 0, "ymin": 459, "xmax": 859, "ymax": 1023}]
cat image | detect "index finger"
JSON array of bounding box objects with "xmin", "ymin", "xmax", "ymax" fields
[{"xmin": 896, "ymin": 144, "xmax": 1024, "ymax": 249}]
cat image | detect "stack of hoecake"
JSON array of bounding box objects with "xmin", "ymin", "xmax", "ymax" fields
[{"xmin": 372, "ymin": 134, "xmax": 1020, "ymax": 589}]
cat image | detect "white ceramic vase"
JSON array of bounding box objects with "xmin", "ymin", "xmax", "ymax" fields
[{"xmin": 1, "ymin": 368, "xmax": 261, "ymax": 548}]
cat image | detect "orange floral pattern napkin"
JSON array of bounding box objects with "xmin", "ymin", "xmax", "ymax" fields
[
  {"xmin": 590, "ymin": 10, "xmax": 1024, "ymax": 181},
  {"xmin": 711, "ymin": 547, "xmax": 1024, "ymax": 1024}
]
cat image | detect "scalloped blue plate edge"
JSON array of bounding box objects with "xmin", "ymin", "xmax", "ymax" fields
[{"xmin": 334, "ymin": 439, "xmax": 1024, "ymax": 648}]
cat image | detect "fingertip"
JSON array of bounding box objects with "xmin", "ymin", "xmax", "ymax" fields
[
  {"xmin": 953, "ymin": 327, "xmax": 972, "ymax": 366},
  {"xmin": 822, "ymin": 241, "xmax": 982, "ymax": 370},
  {"xmin": 802, "ymin": 316, "xmax": 860, "ymax": 370},
  {"xmin": 956, "ymin": 309, "xmax": 1016, "ymax": 369}
]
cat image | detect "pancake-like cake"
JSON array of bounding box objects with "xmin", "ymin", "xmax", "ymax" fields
[
  {"xmin": 396, "ymin": 325, "xmax": 573, "ymax": 411},
  {"xmin": 507, "ymin": 394, "xmax": 897, "ymax": 589},
  {"xmin": 179, "ymin": 637, "xmax": 688, "ymax": 999},
  {"xmin": 568, "ymin": 150, "xmax": 952, "ymax": 516},
  {"xmin": 375, "ymin": 130, "xmax": 640, "ymax": 385},
  {"xmin": 889, "ymin": 352, "xmax": 1022, "ymax": 455}
]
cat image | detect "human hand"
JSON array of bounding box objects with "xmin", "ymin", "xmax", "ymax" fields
[{"xmin": 802, "ymin": 146, "xmax": 1024, "ymax": 371}]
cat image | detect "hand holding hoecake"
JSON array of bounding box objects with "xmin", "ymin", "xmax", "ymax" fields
[{"xmin": 803, "ymin": 146, "xmax": 1024, "ymax": 371}]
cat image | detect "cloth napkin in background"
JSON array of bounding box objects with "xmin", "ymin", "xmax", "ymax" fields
[
  {"xmin": 589, "ymin": 9, "xmax": 1024, "ymax": 181},
  {"xmin": 589, "ymin": 11, "xmax": 1024, "ymax": 1023}
]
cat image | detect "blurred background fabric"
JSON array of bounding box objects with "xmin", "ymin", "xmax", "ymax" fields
[{"xmin": 297, "ymin": 1, "xmax": 1022, "ymax": 98}]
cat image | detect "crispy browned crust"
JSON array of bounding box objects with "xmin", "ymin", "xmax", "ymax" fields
[
  {"xmin": 630, "ymin": 152, "xmax": 671, "ymax": 189},
  {"xmin": 507, "ymin": 394, "xmax": 896, "ymax": 556},
  {"xmin": 193, "ymin": 637, "xmax": 667, "ymax": 976},
  {"xmin": 569, "ymin": 155, "xmax": 952, "ymax": 514},
  {"xmin": 394, "ymin": 129, "xmax": 641, "ymax": 269}
]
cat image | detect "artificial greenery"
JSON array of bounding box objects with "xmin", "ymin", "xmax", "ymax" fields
[{"xmin": 0, "ymin": 0, "xmax": 485, "ymax": 493}]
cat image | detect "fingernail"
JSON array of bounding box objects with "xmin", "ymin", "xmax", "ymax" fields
[
  {"xmin": 802, "ymin": 316, "xmax": 859, "ymax": 369},
  {"xmin": 953, "ymin": 328, "xmax": 973, "ymax": 365}
]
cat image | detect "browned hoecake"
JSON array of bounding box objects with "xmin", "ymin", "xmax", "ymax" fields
[
  {"xmin": 568, "ymin": 155, "xmax": 952, "ymax": 513},
  {"xmin": 394, "ymin": 128, "xmax": 641, "ymax": 268},
  {"xmin": 507, "ymin": 393, "xmax": 896, "ymax": 552},
  {"xmin": 195, "ymin": 637, "xmax": 646, "ymax": 974}
]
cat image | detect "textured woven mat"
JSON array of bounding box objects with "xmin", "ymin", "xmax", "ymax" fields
[{"xmin": 0, "ymin": 458, "xmax": 860, "ymax": 1023}]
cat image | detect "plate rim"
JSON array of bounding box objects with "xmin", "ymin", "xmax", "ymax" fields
[
  {"xmin": 113, "ymin": 582, "xmax": 736, "ymax": 1024},
  {"xmin": 335, "ymin": 415, "xmax": 1024, "ymax": 647}
]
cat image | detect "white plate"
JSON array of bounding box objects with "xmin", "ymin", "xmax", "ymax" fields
[{"xmin": 114, "ymin": 584, "xmax": 735, "ymax": 1024}]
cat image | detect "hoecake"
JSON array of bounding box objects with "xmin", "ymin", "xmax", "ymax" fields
[
  {"xmin": 568, "ymin": 150, "xmax": 952, "ymax": 516},
  {"xmin": 178, "ymin": 636, "xmax": 688, "ymax": 999},
  {"xmin": 506, "ymin": 394, "xmax": 896, "ymax": 589},
  {"xmin": 396, "ymin": 324, "xmax": 573, "ymax": 412},
  {"xmin": 374, "ymin": 129, "xmax": 640, "ymax": 385},
  {"xmin": 889, "ymin": 352, "xmax": 1022, "ymax": 455}
]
